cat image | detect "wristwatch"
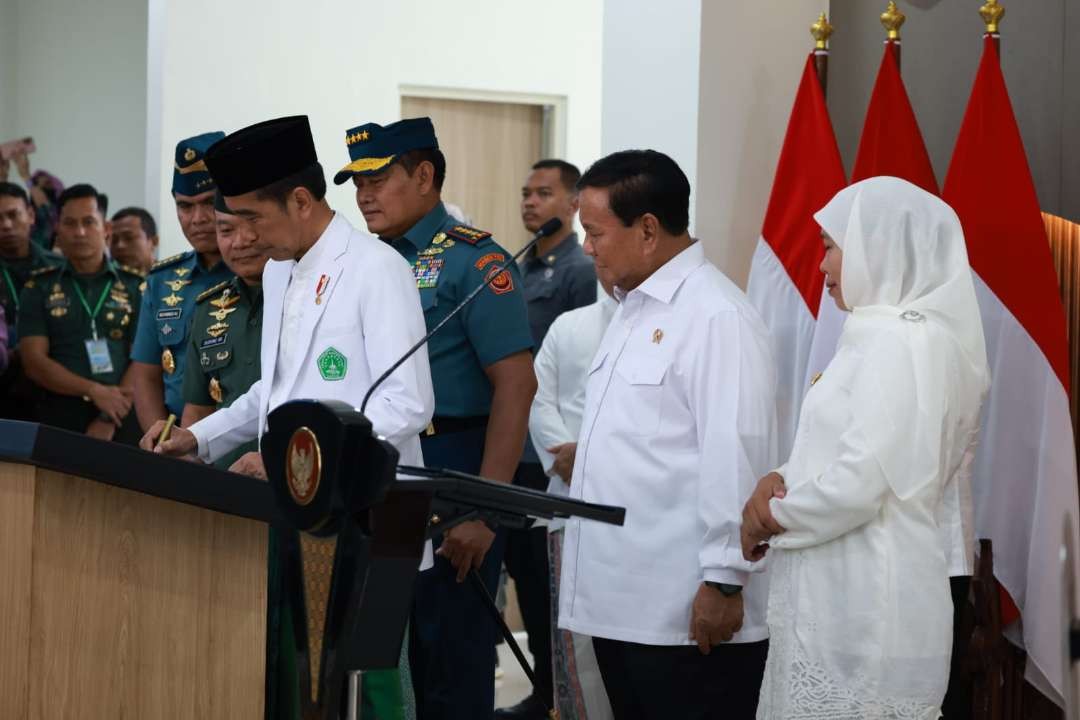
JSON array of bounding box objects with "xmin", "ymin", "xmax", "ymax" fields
[{"xmin": 705, "ymin": 581, "xmax": 743, "ymax": 597}]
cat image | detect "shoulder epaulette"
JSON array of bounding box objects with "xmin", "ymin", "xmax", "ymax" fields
[
  {"xmin": 117, "ymin": 263, "xmax": 147, "ymax": 279},
  {"xmin": 196, "ymin": 279, "xmax": 232, "ymax": 303},
  {"xmin": 445, "ymin": 225, "xmax": 492, "ymax": 245},
  {"xmin": 29, "ymin": 266, "xmax": 59, "ymax": 277},
  {"xmin": 149, "ymin": 251, "xmax": 194, "ymax": 273}
]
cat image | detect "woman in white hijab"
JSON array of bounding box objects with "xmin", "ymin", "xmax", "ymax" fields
[{"xmin": 742, "ymin": 176, "xmax": 990, "ymax": 719}]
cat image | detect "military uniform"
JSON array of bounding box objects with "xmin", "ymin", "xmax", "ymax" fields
[
  {"xmin": 130, "ymin": 131, "xmax": 231, "ymax": 419},
  {"xmin": 132, "ymin": 250, "xmax": 233, "ymax": 417},
  {"xmin": 182, "ymin": 275, "xmax": 263, "ymax": 470},
  {"xmin": 335, "ymin": 117, "xmax": 533, "ymax": 720},
  {"xmin": 16, "ymin": 257, "xmax": 144, "ymax": 442},
  {"xmin": 0, "ymin": 243, "xmax": 64, "ymax": 420}
]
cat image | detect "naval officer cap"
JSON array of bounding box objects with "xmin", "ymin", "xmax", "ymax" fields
[
  {"xmin": 205, "ymin": 115, "xmax": 319, "ymax": 197},
  {"xmin": 172, "ymin": 131, "xmax": 225, "ymax": 196},
  {"xmin": 333, "ymin": 116, "xmax": 438, "ymax": 185}
]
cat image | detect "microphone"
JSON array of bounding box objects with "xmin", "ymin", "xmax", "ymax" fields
[{"xmin": 360, "ymin": 217, "xmax": 563, "ymax": 415}]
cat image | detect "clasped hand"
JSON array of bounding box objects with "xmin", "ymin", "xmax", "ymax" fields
[{"xmin": 740, "ymin": 472, "xmax": 787, "ymax": 561}]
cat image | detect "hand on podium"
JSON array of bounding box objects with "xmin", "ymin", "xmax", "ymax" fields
[
  {"xmin": 139, "ymin": 419, "xmax": 198, "ymax": 459},
  {"xmin": 228, "ymin": 451, "xmax": 266, "ymax": 480}
]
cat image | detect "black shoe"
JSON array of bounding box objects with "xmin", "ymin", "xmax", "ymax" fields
[{"xmin": 495, "ymin": 693, "xmax": 549, "ymax": 720}]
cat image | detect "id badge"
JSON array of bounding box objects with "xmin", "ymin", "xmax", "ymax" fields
[{"xmin": 84, "ymin": 338, "xmax": 115, "ymax": 375}]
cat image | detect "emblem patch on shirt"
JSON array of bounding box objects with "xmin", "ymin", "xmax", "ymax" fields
[
  {"xmin": 414, "ymin": 257, "xmax": 445, "ymax": 290},
  {"xmin": 474, "ymin": 252, "xmax": 506, "ymax": 270},
  {"xmin": 485, "ymin": 265, "xmax": 514, "ymax": 295},
  {"xmin": 317, "ymin": 347, "xmax": 347, "ymax": 381}
]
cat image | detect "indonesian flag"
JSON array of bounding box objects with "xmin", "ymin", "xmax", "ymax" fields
[
  {"xmin": 943, "ymin": 35, "xmax": 1079, "ymax": 705},
  {"xmin": 747, "ymin": 53, "xmax": 846, "ymax": 459}
]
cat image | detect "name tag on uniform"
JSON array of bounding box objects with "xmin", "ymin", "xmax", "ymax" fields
[{"xmin": 84, "ymin": 338, "xmax": 115, "ymax": 375}]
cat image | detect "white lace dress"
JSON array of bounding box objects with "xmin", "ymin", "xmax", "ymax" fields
[{"xmin": 756, "ymin": 329, "xmax": 980, "ymax": 720}]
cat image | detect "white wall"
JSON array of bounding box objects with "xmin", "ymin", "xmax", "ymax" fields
[
  {"xmin": 155, "ymin": 0, "xmax": 604, "ymax": 256},
  {"xmin": 10, "ymin": 0, "xmax": 148, "ymax": 215},
  {"xmin": 695, "ymin": 0, "xmax": 828, "ymax": 285},
  {"xmin": 600, "ymin": 0, "xmax": 702, "ymax": 233},
  {"xmin": 0, "ymin": 0, "xmax": 17, "ymax": 142}
]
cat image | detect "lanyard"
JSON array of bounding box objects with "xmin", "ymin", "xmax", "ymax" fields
[
  {"xmin": 1, "ymin": 267, "xmax": 17, "ymax": 311},
  {"xmin": 71, "ymin": 277, "xmax": 114, "ymax": 341}
]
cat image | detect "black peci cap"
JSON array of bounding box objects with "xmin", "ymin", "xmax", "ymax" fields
[{"xmin": 205, "ymin": 116, "xmax": 318, "ymax": 196}]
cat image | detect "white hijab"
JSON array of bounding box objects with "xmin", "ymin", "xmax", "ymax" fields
[{"xmin": 813, "ymin": 176, "xmax": 990, "ymax": 500}]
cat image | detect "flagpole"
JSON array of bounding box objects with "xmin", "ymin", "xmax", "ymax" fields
[
  {"xmin": 980, "ymin": 0, "xmax": 1005, "ymax": 55},
  {"xmin": 880, "ymin": 1, "xmax": 906, "ymax": 71},
  {"xmin": 810, "ymin": 12, "xmax": 834, "ymax": 97}
]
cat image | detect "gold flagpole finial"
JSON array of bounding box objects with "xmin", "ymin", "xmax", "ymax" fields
[
  {"xmin": 979, "ymin": 0, "xmax": 1005, "ymax": 33},
  {"xmin": 880, "ymin": 1, "xmax": 906, "ymax": 40},
  {"xmin": 811, "ymin": 12, "xmax": 835, "ymax": 50}
]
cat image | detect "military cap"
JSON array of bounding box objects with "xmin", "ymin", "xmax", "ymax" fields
[
  {"xmin": 205, "ymin": 116, "xmax": 318, "ymax": 197},
  {"xmin": 172, "ymin": 132, "xmax": 226, "ymax": 196},
  {"xmin": 332, "ymin": 117, "xmax": 438, "ymax": 185}
]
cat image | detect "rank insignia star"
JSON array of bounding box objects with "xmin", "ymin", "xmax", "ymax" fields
[
  {"xmin": 165, "ymin": 279, "xmax": 191, "ymax": 292},
  {"xmin": 162, "ymin": 293, "xmax": 184, "ymax": 307}
]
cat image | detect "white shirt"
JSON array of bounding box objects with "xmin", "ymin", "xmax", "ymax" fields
[
  {"xmin": 558, "ymin": 242, "xmax": 778, "ymax": 646},
  {"xmin": 190, "ymin": 213, "xmax": 434, "ymax": 468},
  {"xmin": 529, "ymin": 291, "xmax": 617, "ymax": 529}
]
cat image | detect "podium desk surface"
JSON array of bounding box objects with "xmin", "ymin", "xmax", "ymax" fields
[{"xmin": 0, "ymin": 419, "xmax": 284, "ymax": 525}]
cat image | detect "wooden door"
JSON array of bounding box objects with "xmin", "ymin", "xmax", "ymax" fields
[{"xmin": 400, "ymin": 96, "xmax": 544, "ymax": 253}]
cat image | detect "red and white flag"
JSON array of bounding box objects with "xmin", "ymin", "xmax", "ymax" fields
[
  {"xmin": 747, "ymin": 53, "xmax": 846, "ymax": 458},
  {"xmin": 803, "ymin": 40, "xmax": 942, "ymax": 398},
  {"xmin": 943, "ymin": 35, "xmax": 1079, "ymax": 705}
]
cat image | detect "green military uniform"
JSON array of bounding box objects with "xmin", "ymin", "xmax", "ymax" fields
[
  {"xmin": 1, "ymin": 242, "xmax": 64, "ymax": 347},
  {"xmin": 16, "ymin": 257, "xmax": 144, "ymax": 442},
  {"xmin": 182, "ymin": 275, "xmax": 263, "ymax": 470},
  {"xmin": 0, "ymin": 243, "xmax": 64, "ymax": 420}
]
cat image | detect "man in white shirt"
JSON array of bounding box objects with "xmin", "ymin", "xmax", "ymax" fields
[
  {"xmin": 140, "ymin": 116, "xmax": 434, "ymax": 718},
  {"xmin": 558, "ymin": 150, "xmax": 777, "ymax": 719},
  {"xmin": 529, "ymin": 277, "xmax": 617, "ymax": 720}
]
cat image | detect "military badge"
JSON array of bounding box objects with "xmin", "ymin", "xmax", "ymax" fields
[
  {"xmin": 162, "ymin": 347, "xmax": 176, "ymax": 374},
  {"xmin": 210, "ymin": 289, "xmax": 239, "ymax": 310},
  {"xmin": 207, "ymin": 322, "xmax": 229, "ymax": 338},
  {"xmin": 209, "ymin": 377, "xmax": 223, "ymax": 403},
  {"xmin": 485, "ymin": 266, "xmax": 514, "ymax": 295},
  {"xmin": 164, "ymin": 279, "xmax": 191, "ymax": 292},
  {"xmin": 474, "ymin": 252, "xmax": 506, "ymax": 270},
  {"xmin": 162, "ymin": 293, "xmax": 184, "ymax": 307},
  {"xmin": 210, "ymin": 307, "xmax": 236, "ymax": 322},
  {"xmin": 413, "ymin": 257, "xmax": 444, "ymax": 290},
  {"xmin": 110, "ymin": 329, "xmax": 124, "ymax": 340}
]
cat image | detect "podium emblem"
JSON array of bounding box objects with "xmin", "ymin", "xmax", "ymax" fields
[{"xmin": 286, "ymin": 427, "xmax": 322, "ymax": 506}]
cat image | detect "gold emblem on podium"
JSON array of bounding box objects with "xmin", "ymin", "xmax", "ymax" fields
[
  {"xmin": 162, "ymin": 347, "xmax": 176, "ymax": 374},
  {"xmin": 286, "ymin": 426, "xmax": 322, "ymax": 507}
]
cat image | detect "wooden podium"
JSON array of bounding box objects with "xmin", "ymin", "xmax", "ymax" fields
[{"xmin": 0, "ymin": 420, "xmax": 283, "ymax": 720}]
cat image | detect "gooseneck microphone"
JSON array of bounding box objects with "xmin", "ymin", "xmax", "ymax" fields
[{"xmin": 359, "ymin": 217, "xmax": 563, "ymax": 415}]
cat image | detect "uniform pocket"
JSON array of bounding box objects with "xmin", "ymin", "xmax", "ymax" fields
[{"xmin": 613, "ymin": 354, "xmax": 669, "ymax": 436}]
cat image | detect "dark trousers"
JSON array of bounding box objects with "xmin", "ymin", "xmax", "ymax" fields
[
  {"xmin": 502, "ymin": 462, "xmax": 553, "ymax": 704},
  {"xmin": 592, "ymin": 637, "xmax": 768, "ymax": 720},
  {"xmin": 411, "ymin": 427, "xmax": 505, "ymax": 720}
]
